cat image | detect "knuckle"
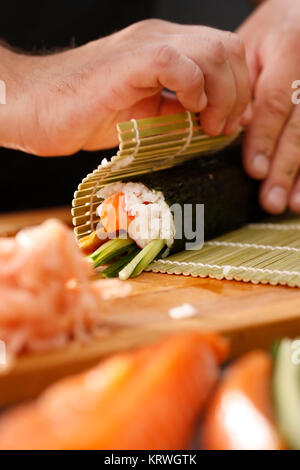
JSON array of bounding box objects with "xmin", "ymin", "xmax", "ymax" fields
[
  {"xmin": 262, "ymin": 88, "xmax": 290, "ymax": 118},
  {"xmin": 126, "ymin": 18, "xmax": 163, "ymax": 33},
  {"xmin": 140, "ymin": 18, "xmax": 164, "ymax": 28},
  {"xmin": 225, "ymin": 31, "xmax": 246, "ymax": 59},
  {"xmin": 121, "ymin": 21, "xmax": 140, "ymax": 36},
  {"xmin": 208, "ymin": 39, "xmax": 227, "ymax": 66},
  {"xmin": 152, "ymin": 44, "xmax": 176, "ymax": 68}
]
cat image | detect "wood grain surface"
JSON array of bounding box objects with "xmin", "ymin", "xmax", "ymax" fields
[{"xmin": 0, "ymin": 206, "xmax": 72, "ymax": 236}]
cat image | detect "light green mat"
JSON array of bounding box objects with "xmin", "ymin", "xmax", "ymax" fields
[{"xmin": 147, "ymin": 216, "xmax": 300, "ymax": 288}]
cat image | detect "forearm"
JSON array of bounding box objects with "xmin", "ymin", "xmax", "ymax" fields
[
  {"xmin": 0, "ymin": 44, "xmax": 29, "ymax": 94},
  {"xmin": 0, "ymin": 46, "xmax": 25, "ymax": 145},
  {"xmin": 0, "ymin": 46, "xmax": 19, "ymax": 148},
  {"xmin": 0, "ymin": 45, "xmax": 44, "ymax": 151}
]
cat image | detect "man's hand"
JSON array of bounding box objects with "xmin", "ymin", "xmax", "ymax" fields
[
  {"xmin": 238, "ymin": 0, "xmax": 300, "ymax": 214},
  {"xmin": 0, "ymin": 19, "xmax": 251, "ymax": 157}
]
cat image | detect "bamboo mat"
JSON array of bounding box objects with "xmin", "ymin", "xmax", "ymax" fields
[
  {"xmin": 148, "ymin": 216, "xmax": 300, "ymax": 288},
  {"xmin": 72, "ymin": 110, "xmax": 299, "ymax": 288}
]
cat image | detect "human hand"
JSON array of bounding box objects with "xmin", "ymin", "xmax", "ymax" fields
[
  {"xmin": 238, "ymin": 0, "xmax": 300, "ymax": 214},
  {"xmin": 0, "ymin": 19, "xmax": 251, "ymax": 156}
]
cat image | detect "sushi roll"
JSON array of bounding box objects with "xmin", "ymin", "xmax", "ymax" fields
[{"xmin": 83, "ymin": 149, "xmax": 262, "ymax": 280}]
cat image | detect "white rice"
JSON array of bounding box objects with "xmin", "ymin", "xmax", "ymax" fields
[
  {"xmin": 97, "ymin": 182, "xmax": 175, "ymax": 249},
  {"xmin": 168, "ymin": 303, "xmax": 197, "ymax": 319}
]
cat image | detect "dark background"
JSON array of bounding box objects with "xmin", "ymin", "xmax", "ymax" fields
[
  {"xmin": 156, "ymin": 0, "xmax": 253, "ymax": 30},
  {"xmin": 0, "ymin": 0, "xmax": 254, "ymax": 212}
]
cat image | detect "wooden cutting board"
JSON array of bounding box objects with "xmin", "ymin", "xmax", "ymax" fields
[{"xmin": 0, "ymin": 206, "xmax": 300, "ymax": 406}]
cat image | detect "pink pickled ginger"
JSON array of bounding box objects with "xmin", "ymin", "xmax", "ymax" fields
[{"xmin": 0, "ymin": 219, "xmax": 100, "ymax": 361}]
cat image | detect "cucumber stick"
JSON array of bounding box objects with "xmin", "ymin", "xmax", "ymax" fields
[
  {"xmin": 119, "ymin": 239, "xmax": 165, "ymax": 280},
  {"xmin": 90, "ymin": 238, "xmax": 134, "ymax": 267},
  {"xmin": 273, "ymin": 338, "xmax": 300, "ymax": 450},
  {"xmin": 101, "ymin": 247, "xmax": 140, "ymax": 278}
]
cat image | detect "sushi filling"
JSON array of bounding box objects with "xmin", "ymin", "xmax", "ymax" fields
[
  {"xmin": 97, "ymin": 182, "xmax": 174, "ymax": 249},
  {"xmin": 85, "ymin": 182, "xmax": 175, "ymax": 280}
]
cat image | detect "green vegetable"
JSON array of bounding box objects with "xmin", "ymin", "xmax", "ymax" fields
[
  {"xmin": 119, "ymin": 239, "xmax": 166, "ymax": 280},
  {"xmin": 90, "ymin": 237, "xmax": 134, "ymax": 268},
  {"xmin": 102, "ymin": 246, "xmax": 140, "ymax": 278},
  {"xmin": 273, "ymin": 338, "xmax": 300, "ymax": 450}
]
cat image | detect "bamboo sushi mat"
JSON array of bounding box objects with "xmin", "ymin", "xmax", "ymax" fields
[
  {"xmin": 72, "ymin": 111, "xmax": 299, "ymax": 288},
  {"xmin": 147, "ymin": 216, "xmax": 300, "ymax": 288}
]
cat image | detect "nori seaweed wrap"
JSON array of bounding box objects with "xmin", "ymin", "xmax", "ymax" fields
[{"xmin": 84, "ymin": 146, "xmax": 262, "ymax": 279}]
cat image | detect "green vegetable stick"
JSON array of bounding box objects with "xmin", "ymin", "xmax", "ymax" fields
[
  {"xmin": 91, "ymin": 238, "xmax": 134, "ymax": 267},
  {"xmin": 119, "ymin": 239, "xmax": 165, "ymax": 281},
  {"xmin": 90, "ymin": 238, "xmax": 122, "ymax": 262},
  {"xmin": 102, "ymin": 247, "xmax": 140, "ymax": 278}
]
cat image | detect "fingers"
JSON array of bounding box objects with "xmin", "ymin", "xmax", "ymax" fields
[
  {"xmin": 174, "ymin": 36, "xmax": 237, "ymax": 135},
  {"xmin": 172, "ymin": 32, "xmax": 250, "ymax": 136},
  {"xmin": 97, "ymin": 20, "xmax": 251, "ymax": 150},
  {"xmin": 164, "ymin": 25, "xmax": 252, "ymax": 134},
  {"xmin": 121, "ymin": 21, "xmax": 251, "ymax": 136},
  {"xmin": 220, "ymin": 32, "xmax": 252, "ymax": 135},
  {"xmin": 241, "ymin": 31, "xmax": 300, "ymax": 215},
  {"xmin": 125, "ymin": 44, "xmax": 208, "ymax": 113},
  {"xmin": 99, "ymin": 44, "xmax": 207, "ymax": 115},
  {"xmin": 243, "ymin": 63, "xmax": 295, "ymax": 182},
  {"xmin": 192, "ymin": 38, "xmax": 238, "ymax": 136},
  {"xmin": 259, "ymin": 104, "xmax": 300, "ymax": 214}
]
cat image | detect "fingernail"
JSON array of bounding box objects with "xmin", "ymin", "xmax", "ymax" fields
[
  {"xmin": 265, "ymin": 186, "xmax": 287, "ymax": 213},
  {"xmin": 252, "ymin": 154, "xmax": 270, "ymax": 179},
  {"xmin": 291, "ymin": 192, "xmax": 300, "ymax": 211}
]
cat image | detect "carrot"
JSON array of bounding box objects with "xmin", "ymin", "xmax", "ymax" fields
[
  {"xmin": 0, "ymin": 332, "xmax": 227, "ymax": 450},
  {"xmin": 202, "ymin": 350, "xmax": 286, "ymax": 450},
  {"xmin": 100, "ymin": 193, "xmax": 134, "ymax": 234}
]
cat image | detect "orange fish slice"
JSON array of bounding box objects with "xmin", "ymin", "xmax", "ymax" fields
[
  {"xmin": 99, "ymin": 193, "xmax": 134, "ymax": 233},
  {"xmin": 0, "ymin": 332, "xmax": 227, "ymax": 450}
]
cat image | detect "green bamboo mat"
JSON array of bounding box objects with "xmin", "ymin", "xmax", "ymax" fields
[{"xmin": 147, "ymin": 216, "xmax": 300, "ymax": 288}]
